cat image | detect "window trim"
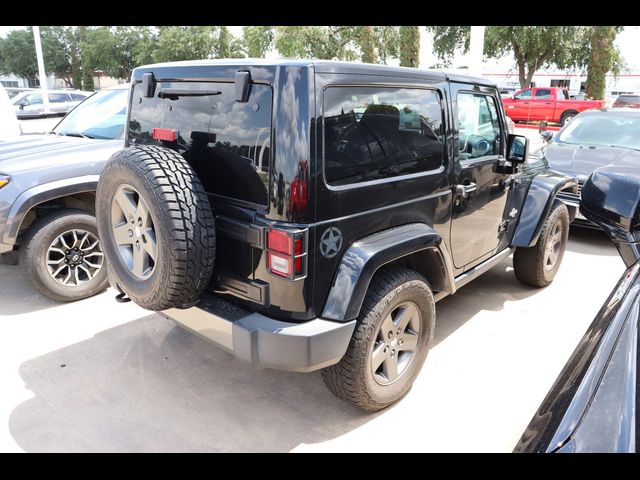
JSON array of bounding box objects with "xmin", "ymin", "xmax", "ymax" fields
[
  {"xmin": 321, "ymin": 83, "xmax": 447, "ymax": 191},
  {"xmin": 455, "ymin": 90, "xmax": 506, "ymax": 165}
]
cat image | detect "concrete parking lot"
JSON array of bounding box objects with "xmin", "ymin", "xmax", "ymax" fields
[{"xmin": 0, "ymin": 227, "xmax": 624, "ymax": 452}]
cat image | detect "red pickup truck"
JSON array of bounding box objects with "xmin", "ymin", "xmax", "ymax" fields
[{"xmin": 502, "ymin": 87, "xmax": 606, "ymax": 125}]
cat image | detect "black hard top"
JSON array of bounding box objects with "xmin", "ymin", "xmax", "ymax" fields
[{"xmin": 133, "ymin": 58, "xmax": 495, "ymax": 87}]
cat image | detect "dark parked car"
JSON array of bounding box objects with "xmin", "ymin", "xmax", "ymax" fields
[
  {"xmin": 0, "ymin": 85, "xmax": 128, "ymax": 301},
  {"xmin": 541, "ymin": 108, "xmax": 640, "ymax": 227},
  {"xmin": 612, "ymin": 93, "xmax": 640, "ymax": 109},
  {"xmin": 515, "ymin": 160, "xmax": 640, "ymax": 453},
  {"xmin": 95, "ymin": 59, "xmax": 575, "ymax": 411}
]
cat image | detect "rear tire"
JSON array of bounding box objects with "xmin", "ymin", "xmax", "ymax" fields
[
  {"xmin": 321, "ymin": 268, "xmax": 435, "ymax": 412},
  {"xmin": 513, "ymin": 201, "xmax": 569, "ymax": 287},
  {"xmin": 96, "ymin": 145, "xmax": 216, "ymax": 310},
  {"xmin": 560, "ymin": 111, "xmax": 577, "ymax": 125}
]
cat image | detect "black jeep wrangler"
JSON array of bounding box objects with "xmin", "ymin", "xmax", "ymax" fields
[{"xmin": 96, "ymin": 60, "xmax": 577, "ymax": 411}]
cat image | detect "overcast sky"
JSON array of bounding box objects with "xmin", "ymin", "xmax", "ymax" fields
[{"xmin": 1, "ymin": 26, "xmax": 638, "ymax": 71}]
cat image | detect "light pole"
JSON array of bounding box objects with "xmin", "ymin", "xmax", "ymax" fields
[{"xmin": 32, "ymin": 26, "xmax": 50, "ymax": 115}]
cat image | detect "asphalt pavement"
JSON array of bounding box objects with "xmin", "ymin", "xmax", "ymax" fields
[{"xmin": 0, "ymin": 227, "xmax": 624, "ymax": 452}]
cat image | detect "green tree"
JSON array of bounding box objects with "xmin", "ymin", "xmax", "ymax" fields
[
  {"xmin": 399, "ymin": 26, "xmax": 420, "ymax": 67},
  {"xmin": 359, "ymin": 26, "xmax": 377, "ymax": 63},
  {"xmin": 151, "ymin": 26, "xmax": 217, "ymax": 63},
  {"xmin": 427, "ymin": 26, "xmax": 585, "ymax": 89},
  {"xmin": 584, "ymin": 27, "xmax": 622, "ymax": 100},
  {"xmin": 79, "ymin": 26, "xmax": 94, "ymax": 90},
  {"xmin": 214, "ymin": 26, "xmax": 245, "ymax": 58},
  {"xmin": 0, "ymin": 29, "xmax": 39, "ymax": 86},
  {"xmin": 243, "ymin": 26, "xmax": 275, "ymax": 57},
  {"xmin": 82, "ymin": 26, "xmax": 156, "ymax": 81},
  {"xmin": 68, "ymin": 29, "xmax": 82, "ymax": 89},
  {"xmin": 274, "ymin": 26, "xmax": 399, "ymax": 63}
]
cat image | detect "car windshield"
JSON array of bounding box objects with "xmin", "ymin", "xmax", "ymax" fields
[
  {"xmin": 555, "ymin": 113, "xmax": 640, "ymax": 150},
  {"xmin": 53, "ymin": 88, "xmax": 128, "ymax": 140}
]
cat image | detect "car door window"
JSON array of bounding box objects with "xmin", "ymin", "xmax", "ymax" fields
[
  {"xmin": 23, "ymin": 93, "xmax": 42, "ymax": 105},
  {"xmin": 514, "ymin": 89, "xmax": 532, "ymax": 100},
  {"xmin": 49, "ymin": 93, "xmax": 70, "ymax": 103},
  {"xmin": 534, "ymin": 89, "xmax": 552, "ymax": 100},
  {"xmin": 457, "ymin": 93, "xmax": 502, "ymax": 162}
]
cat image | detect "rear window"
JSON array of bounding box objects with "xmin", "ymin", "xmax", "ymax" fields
[
  {"xmin": 129, "ymin": 81, "xmax": 272, "ymax": 207},
  {"xmin": 615, "ymin": 95, "xmax": 640, "ymax": 105}
]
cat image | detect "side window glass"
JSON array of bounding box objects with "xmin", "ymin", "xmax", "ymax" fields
[
  {"xmin": 323, "ymin": 86, "xmax": 444, "ymax": 186},
  {"xmin": 514, "ymin": 89, "xmax": 531, "ymax": 100},
  {"xmin": 457, "ymin": 93, "xmax": 502, "ymax": 162},
  {"xmin": 535, "ymin": 89, "xmax": 552, "ymax": 100}
]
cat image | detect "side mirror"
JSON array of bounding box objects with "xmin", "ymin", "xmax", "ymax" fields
[
  {"xmin": 540, "ymin": 131, "xmax": 553, "ymax": 142},
  {"xmin": 581, "ymin": 163, "xmax": 640, "ymax": 266},
  {"xmin": 507, "ymin": 134, "xmax": 528, "ymax": 164},
  {"xmin": 18, "ymin": 101, "xmax": 26, "ymax": 109}
]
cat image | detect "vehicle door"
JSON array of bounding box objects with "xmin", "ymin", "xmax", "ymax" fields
[
  {"xmin": 48, "ymin": 93, "xmax": 71, "ymax": 114},
  {"xmin": 530, "ymin": 88, "xmax": 553, "ymax": 121},
  {"xmin": 450, "ymin": 85, "xmax": 511, "ymax": 269},
  {"xmin": 19, "ymin": 93, "xmax": 43, "ymax": 116},
  {"xmin": 506, "ymin": 88, "xmax": 532, "ymax": 120}
]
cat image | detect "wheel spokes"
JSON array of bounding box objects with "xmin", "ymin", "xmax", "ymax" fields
[
  {"xmin": 113, "ymin": 188, "xmax": 137, "ymax": 220},
  {"xmin": 371, "ymin": 300, "xmax": 423, "ymax": 386},
  {"xmin": 382, "ymin": 355, "xmax": 399, "ymax": 382},
  {"xmin": 398, "ymin": 332, "xmax": 418, "ymax": 352},
  {"xmin": 113, "ymin": 223, "xmax": 133, "ymax": 246},
  {"xmin": 46, "ymin": 228, "xmax": 103, "ymax": 287},
  {"xmin": 395, "ymin": 303, "xmax": 418, "ymax": 331}
]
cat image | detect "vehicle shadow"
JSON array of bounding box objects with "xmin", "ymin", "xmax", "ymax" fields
[
  {"xmin": 566, "ymin": 227, "xmax": 618, "ymax": 257},
  {"xmin": 0, "ymin": 264, "xmax": 61, "ymax": 315},
  {"xmin": 433, "ymin": 256, "xmax": 538, "ymax": 346},
  {"xmin": 8, "ymin": 314, "xmax": 374, "ymax": 452}
]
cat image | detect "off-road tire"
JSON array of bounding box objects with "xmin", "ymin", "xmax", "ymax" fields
[
  {"xmin": 513, "ymin": 201, "xmax": 569, "ymax": 287},
  {"xmin": 321, "ymin": 267, "xmax": 435, "ymax": 412},
  {"xmin": 19, "ymin": 209, "xmax": 108, "ymax": 302},
  {"xmin": 96, "ymin": 145, "xmax": 215, "ymax": 310}
]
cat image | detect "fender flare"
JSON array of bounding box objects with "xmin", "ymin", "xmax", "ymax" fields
[
  {"xmin": 512, "ymin": 170, "xmax": 577, "ymax": 248},
  {"xmin": 321, "ymin": 223, "xmax": 451, "ymax": 322},
  {"xmin": 2, "ymin": 175, "xmax": 99, "ymax": 246}
]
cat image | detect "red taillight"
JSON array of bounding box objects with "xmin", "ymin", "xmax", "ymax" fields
[
  {"xmin": 267, "ymin": 228, "xmax": 306, "ymax": 279},
  {"xmin": 152, "ymin": 128, "xmax": 177, "ymax": 141},
  {"xmin": 268, "ymin": 229, "xmax": 292, "ymax": 255}
]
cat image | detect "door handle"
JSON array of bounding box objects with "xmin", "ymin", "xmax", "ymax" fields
[
  {"xmin": 455, "ymin": 183, "xmax": 477, "ymax": 198},
  {"xmin": 544, "ymin": 102, "xmax": 552, "ymax": 105},
  {"xmin": 523, "ymin": 102, "xmax": 529, "ymax": 105}
]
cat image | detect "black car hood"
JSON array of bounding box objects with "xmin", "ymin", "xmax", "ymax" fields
[{"xmin": 545, "ymin": 142, "xmax": 639, "ymax": 180}]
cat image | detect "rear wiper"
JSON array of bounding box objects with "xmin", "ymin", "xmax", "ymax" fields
[
  {"xmin": 158, "ymin": 89, "xmax": 221, "ymax": 100},
  {"xmin": 59, "ymin": 132, "xmax": 95, "ymax": 139}
]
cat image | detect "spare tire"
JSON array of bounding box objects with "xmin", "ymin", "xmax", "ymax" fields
[{"xmin": 96, "ymin": 145, "xmax": 216, "ymax": 310}]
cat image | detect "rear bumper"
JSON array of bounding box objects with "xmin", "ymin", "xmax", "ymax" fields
[{"xmin": 159, "ymin": 292, "xmax": 356, "ymax": 373}]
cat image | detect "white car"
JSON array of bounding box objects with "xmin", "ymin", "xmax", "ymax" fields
[
  {"xmin": 0, "ymin": 85, "xmax": 21, "ymax": 140},
  {"xmin": 12, "ymin": 89, "xmax": 92, "ymax": 119}
]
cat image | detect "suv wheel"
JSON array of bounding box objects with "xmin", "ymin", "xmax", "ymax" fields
[
  {"xmin": 96, "ymin": 145, "xmax": 216, "ymax": 310},
  {"xmin": 513, "ymin": 201, "xmax": 569, "ymax": 287},
  {"xmin": 321, "ymin": 268, "xmax": 435, "ymax": 412},
  {"xmin": 19, "ymin": 209, "xmax": 108, "ymax": 302}
]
